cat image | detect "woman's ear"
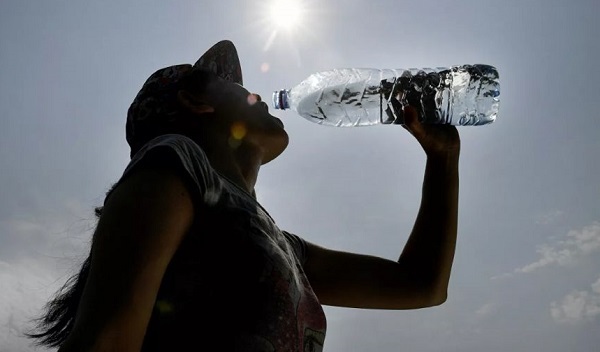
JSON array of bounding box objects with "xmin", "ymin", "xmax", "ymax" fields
[{"xmin": 177, "ymin": 90, "xmax": 215, "ymax": 115}]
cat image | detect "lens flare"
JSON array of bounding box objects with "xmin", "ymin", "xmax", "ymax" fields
[{"xmin": 231, "ymin": 122, "xmax": 247, "ymax": 140}]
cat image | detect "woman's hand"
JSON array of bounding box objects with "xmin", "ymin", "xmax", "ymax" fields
[{"xmin": 402, "ymin": 106, "xmax": 461, "ymax": 158}]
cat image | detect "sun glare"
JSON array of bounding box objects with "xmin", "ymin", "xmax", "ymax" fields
[
  {"xmin": 257, "ymin": 0, "xmax": 315, "ymax": 56},
  {"xmin": 269, "ymin": 0, "xmax": 304, "ymax": 31}
]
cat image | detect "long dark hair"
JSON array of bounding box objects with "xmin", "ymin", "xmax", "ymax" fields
[
  {"xmin": 26, "ymin": 68, "xmax": 215, "ymax": 348},
  {"xmin": 25, "ymin": 206, "xmax": 101, "ymax": 348}
]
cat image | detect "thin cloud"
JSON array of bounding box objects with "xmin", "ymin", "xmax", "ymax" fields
[
  {"xmin": 475, "ymin": 302, "xmax": 497, "ymax": 318},
  {"xmin": 516, "ymin": 222, "xmax": 600, "ymax": 274},
  {"xmin": 550, "ymin": 276, "xmax": 600, "ymax": 324},
  {"xmin": 535, "ymin": 210, "xmax": 564, "ymax": 225},
  {"xmin": 0, "ymin": 259, "xmax": 60, "ymax": 352},
  {"xmin": 0, "ymin": 198, "xmax": 94, "ymax": 260},
  {"xmin": 0, "ymin": 200, "xmax": 94, "ymax": 351}
]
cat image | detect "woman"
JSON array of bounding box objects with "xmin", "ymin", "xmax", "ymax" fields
[{"xmin": 29, "ymin": 40, "xmax": 460, "ymax": 351}]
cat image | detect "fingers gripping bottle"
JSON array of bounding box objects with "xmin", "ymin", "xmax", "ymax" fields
[{"xmin": 272, "ymin": 64, "xmax": 500, "ymax": 126}]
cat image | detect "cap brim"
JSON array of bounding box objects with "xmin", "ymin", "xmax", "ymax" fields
[{"xmin": 194, "ymin": 40, "xmax": 243, "ymax": 85}]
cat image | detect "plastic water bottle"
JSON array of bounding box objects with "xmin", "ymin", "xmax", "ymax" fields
[{"xmin": 272, "ymin": 65, "xmax": 500, "ymax": 126}]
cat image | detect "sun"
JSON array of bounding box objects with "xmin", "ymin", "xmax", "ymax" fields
[
  {"xmin": 256, "ymin": 0, "xmax": 315, "ymax": 53},
  {"xmin": 269, "ymin": 0, "xmax": 304, "ymax": 31}
]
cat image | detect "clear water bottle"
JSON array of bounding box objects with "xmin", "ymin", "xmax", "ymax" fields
[{"xmin": 272, "ymin": 65, "xmax": 500, "ymax": 126}]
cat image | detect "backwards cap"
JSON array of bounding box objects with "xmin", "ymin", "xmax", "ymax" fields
[{"xmin": 126, "ymin": 40, "xmax": 243, "ymax": 157}]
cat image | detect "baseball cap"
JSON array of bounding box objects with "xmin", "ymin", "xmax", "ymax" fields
[{"xmin": 126, "ymin": 40, "xmax": 243, "ymax": 157}]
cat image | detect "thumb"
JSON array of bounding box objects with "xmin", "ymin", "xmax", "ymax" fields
[{"xmin": 402, "ymin": 105, "xmax": 425, "ymax": 137}]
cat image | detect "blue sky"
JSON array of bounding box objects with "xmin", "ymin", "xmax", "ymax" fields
[{"xmin": 1, "ymin": 0, "xmax": 599, "ymax": 351}]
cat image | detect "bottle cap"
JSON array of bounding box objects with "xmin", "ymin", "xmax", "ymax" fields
[{"xmin": 272, "ymin": 89, "xmax": 290, "ymax": 110}]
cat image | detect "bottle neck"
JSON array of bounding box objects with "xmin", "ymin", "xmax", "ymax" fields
[{"xmin": 272, "ymin": 89, "xmax": 290, "ymax": 110}]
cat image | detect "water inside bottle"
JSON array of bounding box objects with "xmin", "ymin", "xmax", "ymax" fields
[
  {"xmin": 291, "ymin": 65, "xmax": 499, "ymax": 127},
  {"xmin": 383, "ymin": 65, "xmax": 499, "ymax": 126},
  {"xmin": 295, "ymin": 79, "xmax": 383, "ymax": 127}
]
